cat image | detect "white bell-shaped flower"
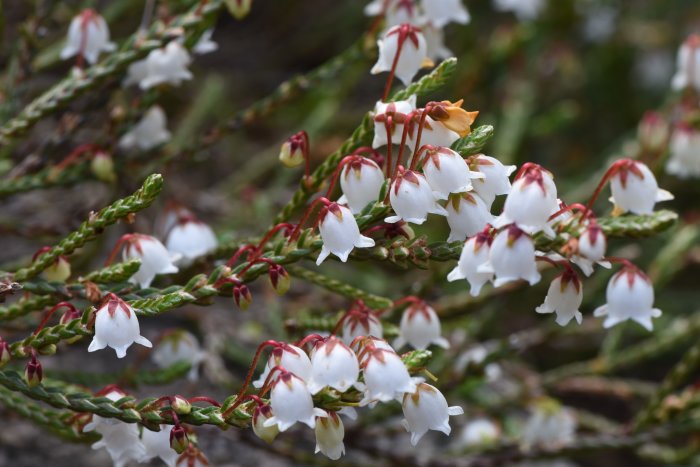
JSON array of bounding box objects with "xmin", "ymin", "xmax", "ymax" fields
[
  {"xmin": 536, "ymin": 270, "xmax": 583, "ymax": 326},
  {"xmin": 122, "ymin": 234, "xmax": 179, "ymax": 288},
  {"xmin": 593, "ymin": 266, "xmax": 662, "ymax": 331},
  {"xmin": 353, "ymin": 336, "xmax": 395, "ymax": 365},
  {"xmin": 402, "ymin": 383, "xmax": 464, "ymax": 446},
  {"xmin": 521, "ymin": 399, "xmax": 577, "ymax": 450},
  {"xmin": 88, "ymin": 294, "xmax": 152, "ymax": 358},
  {"xmin": 447, "ymin": 233, "xmax": 494, "ymax": 296},
  {"xmin": 263, "ymin": 371, "xmax": 327, "ymax": 432},
  {"xmin": 252, "ymin": 404, "xmax": 279, "ymax": 443},
  {"xmin": 341, "ymin": 307, "xmax": 383, "ymax": 345},
  {"xmin": 423, "ymin": 25, "xmax": 453, "ymax": 61},
  {"xmin": 314, "ymin": 411, "xmax": 346, "ymax": 460},
  {"xmin": 494, "ymin": 165, "xmax": 558, "ymax": 237},
  {"xmin": 578, "ymin": 222, "xmax": 606, "ymax": 262},
  {"xmin": 610, "ymin": 160, "xmax": 673, "ymax": 215},
  {"xmin": 118, "ymin": 106, "xmax": 171, "ymax": 151},
  {"xmin": 60, "ymin": 9, "xmax": 116, "ymax": 64},
  {"xmin": 446, "ymin": 192, "xmax": 494, "ymax": 242},
  {"xmin": 479, "ymin": 225, "xmax": 540, "ymax": 287},
  {"xmin": 667, "ymin": 125, "xmax": 700, "ymax": 178},
  {"xmin": 192, "ymin": 29, "xmax": 218, "ymax": 55},
  {"xmin": 83, "ymin": 389, "xmax": 129, "ymax": 432},
  {"xmin": 671, "ymin": 34, "xmax": 700, "ymax": 92},
  {"xmin": 371, "ymin": 24, "xmax": 429, "ymax": 85},
  {"xmin": 394, "ymin": 302, "xmax": 449, "ymax": 350},
  {"xmin": 141, "ymin": 425, "xmax": 177, "ymax": 467},
  {"xmin": 85, "ymin": 390, "xmax": 148, "ymax": 465},
  {"xmin": 386, "ymin": 168, "xmax": 447, "ymax": 224},
  {"xmin": 421, "ymin": 0, "xmax": 470, "ymax": 27},
  {"xmin": 409, "ymin": 115, "xmax": 461, "ymax": 150},
  {"xmin": 422, "ymin": 147, "xmax": 483, "ymax": 199},
  {"xmin": 492, "ymin": 0, "xmax": 545, "ymax": 21},
  {"xmin": 165, "ymin": 217, "xmax": 218, "ymax": 266},
  {"xmin": 151, "ymin": 330, "xmax": 207, "ymax": 381},
  {"xmin": 316, "ymin": 203, "xmax": 375, "ymax": 265},
  {"xmin": 469, "ymin": 154, "xmax": 517, "ymax": 209},
  {"xmin": 360, "ymin": 347, "xmax": 420, "ymax": 405},
  {"xmin": 307, "ymin": 336, "xmax": 360, "ymax": 394},
  {"xmin": 139, "ymin": 41, "xmax": 193, "ymax": 90},
  {"xmin": 338, "ymin": 157, "xmax": 386, "ymax": 214},
  {"xmin": 253, "ymin": 343, "xmax": 312, "ymax": 389},
  {"xmin": 372, "ymin": 96, "xmax": 417, "ymax": 149},
  {"xmin": 460, "ymin": 418, "xmax": 500, "ymax": 447}
]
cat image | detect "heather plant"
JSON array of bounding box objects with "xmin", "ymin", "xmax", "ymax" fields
[{"xmin": 0, "ymin": 1, "xmax": 698, "ymax": 466}]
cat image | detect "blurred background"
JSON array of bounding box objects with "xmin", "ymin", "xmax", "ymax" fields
[{"xmin": 1, "ymin": 0, "xmax": 700, "ymax": 466}]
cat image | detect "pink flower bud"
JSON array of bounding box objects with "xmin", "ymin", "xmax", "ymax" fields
[
  {"xmin": 0, "ymin": 339, "xmax": 11, "ymax": 367},
  {"xmin": 25, "ymin": 354, "xmax": 43, "ymax": 388},
  {"xmin": 169, "ymin": 424, "xmax": 189, "ymax": 454},
  {"xmin": 279, "ymin": 132, "xmax": 307, "ymax": 168},
  {"xmin": 268, "ymin": 264, "xmax": 291, "ymax": 295}
]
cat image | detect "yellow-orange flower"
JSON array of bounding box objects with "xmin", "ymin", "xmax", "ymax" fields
[{"xmin": 430, "ymin": 99, "xmax": 479, "ymax": 137}]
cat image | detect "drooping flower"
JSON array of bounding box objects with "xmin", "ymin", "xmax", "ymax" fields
[
  {"xmin": 314, "ymin": 411, "xmax": 346, "ymax": 460},
  {"xmin": 151, "ymin": 330, "xmax": 207, "ymax": 382},
  {"xmin": 360, "ymin": 347, "xmax": 420, "ymax": 405},
  {"xmin": 460, "ymin": 418, "xmax": 500, "ymax": 447},
  {"xmin": 521, "ymin": 399, "xmax": 577, "ymax": 450},
  {"xmin": 364, "ymin": 0, "xmax": 418, "ymax": 30},
  {"xmin": 372, "ymin": 95, "xmax": 417, "ymax": 149},
  {"xmin": 469, "ymin": 154, "xmax": 517, "ymax": 209},
  {"xmin": 420, "ymin": 0, "xmax": 470, "ymax": 28},
  {"xmin": 386, "ymin": 167, "xmax": 447, "ymax": 225},
  {"xmin": 316, "ymin": 203, "xmax": 375, "ymax": 265},
  {"xmin": 252, "ymin": 404, "xmax": 279, "ymax": 443},
  {"xmin": 572, "ymin": 221, "xmax": 611, "ymax": 276},
  {"xmin": 307, "ymin": 336, "xmax": 360, "ymax": 394},
  {"xmin": 479, "ymin": 224, "xmax": 540, "ymax": 287},
  {"xmin": 341, "ymin": 305, "xmax": 384, "ymax": 345},
  {"xmin": 493, "ymin": 165, "xmax": 558, "ymax": 237},
  {"xmin": 121, "ymin": 234, "xmax": 180, "ymax": 288},
  {"xmin": 118, "ymin": 106, "xmax": 171, "ymax": 151},
  {"xmin": 140, "ymin": 42, "xmax": 193, "ymax": 90},
  {"xmin": 422, "ymin": 147, "xmax": 483, "ymax": 199},
  {"xmin": 394, "ymin": 301, "xmax": 449, "ymax": 350},
  {"xmin": 671, "ymin": 34, "xmax": 700, "ymax": 92},
  {"xmin": 253, "ymin": 343, "xmax": 312, "ymax": 389},
  {"xmin": 536, "ymin": 269, "xmax": 583, "ymax": 326},
  {"xmin": 141, "ymin": 425, "xmax": 178, "ymax": 467},
  {"xmin": 423, "ymin": 24, "xmax": 453, "ymax": 61},
  {"xmin": 667, "ymin": 124, "xmax": 700, "ymax": 178},
  {"xmin": 164, "ymin": 214, "xmax": 218, "ymax": 266},
  {"xmin": 447, "ymin": 232, "xmax": 493, "ymax": 296},
  {"xmin": 84, "ymin": 389, "xmax": 148, "ymax": 465},
  {"xmin": 338, "ymin": 157, "xmax": 386, "ymax": 214},
  {"xmin": 60, "ymin": 9, "xmax": 116, "ymax": 64},
  {"xmin": 371, "ymin": 24, "xmax": 429, "ymax": 85},
  {"xmin": 445, "ymin": 192, "xmax": 494, "ymax": 242},
  {"xmin": 402, "ymin": 383, "xmax": 464, "ymax": 446},
  {"xmin": 263, "ymin": 371, "xmax": 327, "ymax": 432},
  {"xmin": 609, "ymin": 159, "xmax": 673, "ymax": 215},
  {"xmin": 593, "ymin": 265, "xmax": 662, "ymax": 331},
  {"xmin": 88, "ymin": 294, "xmax": 152, "ymax": 358}
]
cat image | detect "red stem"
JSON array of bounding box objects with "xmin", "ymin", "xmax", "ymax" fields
[
  {"xmin": 604, "ymin": 256, "xmax": 636, "ymax": 269},
  {"xmin": 392, "ymin": 110, "xmax": 415, "ymax": 180},
  {"xmin": 584, "ymin": 161, "xmax": 627, "ymax": 215},
  {"xmin": 187, "ymin": 396, "xmax": 221, "ymax": 407},
  {"xmin": 287, "ymin": 197, "xmax": 331, "ymax": 243},
  {"xmin": 104, "ymin": 234, "xmax": 134, "ymax": 266},
  {"xmin": 296, "ymin": 333, "xmax": 325, "ymax": 349},
  {"xmin": 225, "ymin": 245, "xmax": 256, "ymax": 268},
  {"xmin": 34, "ymin": 302, "xmax": 77, "ymax": 335},
  {"xmin": 256, "ymin": 365, "xmax": 287, "ymax": 399},
  {"xmin": 381, "ymin": 31, "xmax": 407, "ymax": 101},
  {"xmin": 408, "ymin": 106, "xmax": 432, "ymax": 171},
  {"xmin": 325, "ymin": 156, "xmax": 362, "ymax": 199},
  {"xmin": 54, "ymin": 144, "xmax": 100, "ymax": 171},
  {"xmin": 547, "ymin": 203, "xmax": 590, "ymax": 222},
  {"xmin": 252, "ymin": 223, "xmax": 295, "ymax": 257},
  {"xmin": 413, "ymin": 144, "xmax": 435, "ymax": 171},
  {"xmin": 384, "ymin": 118, "xmax": 394, "ymax": 178},
  {"xmin": 222, "ymin": 340, "xmax": 279, "ymax": 417}
]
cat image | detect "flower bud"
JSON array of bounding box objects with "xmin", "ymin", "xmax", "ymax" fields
[
  {"xmin": 578, "ymin": 223, "xmax": 606, "ymax": 262},
  {"xmin": 233, "ymin": 284, "xmax": 252, "ymax": 310},
  {"xmin": 25, "ymin": 354, "xmax": 43, "ymax": 388},
  {"xmin": 59, "ymin": 307, "xmax": 84, "ymax": 344},
  {"xmin": 268, "ymin": 265, "xmax": 291, "ymax": 295},
  {"xmin": 279, "ymin": 131, "xmax": 307, "ymax": 168},
  {"xmin": 171, "ymin": 395, "xmax": 192, "ymax": 415},
  {"xmin": 0, "ymin": 339, "xmax": 11, "ymax": 367},
  {"xmin": 638, "ymin": 111, "xmax": 669, "ymax": 153},
  {"xmin": 315, "ymin": 411, "xmax": 346, "ymax": 460},
  {"xmin": 38, "ymin": 344, "xmax": 57, "ymax": 356},
  {"xmin": 225, "ymin": 0, "xmax": 253, "ymax": 20},
  {"xmin": 252, "ymin": 404, "xmax": 279, "ymax": 443},
  {"xmin": 91, "ymin": 151, "xmax": 116, "ymax": 183},
  {"xmin": 43, "ymin": 256, "xmax": 71, "ymax": 282},
  {"xmin": 169, "ymin": 424, "xmax": 189, "ymax": 454}
]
